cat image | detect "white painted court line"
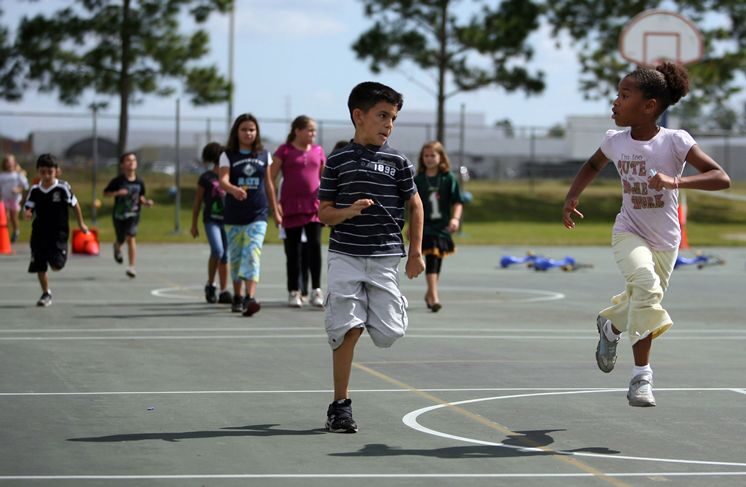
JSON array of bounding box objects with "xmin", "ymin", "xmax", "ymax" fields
[
  {"xmin": 0, "ymin": 387, "xmax": 632, "ymax": 397},
  {"xmin": 151, "ymin": 285, "xmax": 566, "ymax": 303},
  {"xmin": 4, "ymin": 333, "xmax": 746, "ymax": 341},
  {"xmin": 0, "ymin": 387, "xmax": 741, "ymax": 397},
  {"xmin": 403, "ymin": 388, "xmax": 746, "ymax": 468},
  {"xmin": 1, "ymin": 472, "xmax": 746, "ymax": 480},
  {"xmin": 730, "ymin": 389, "xmax": 746, "ymax": 395},
  {"xmin": 2, "ymin": 327, "xmax": 743, "ymax": 334}
]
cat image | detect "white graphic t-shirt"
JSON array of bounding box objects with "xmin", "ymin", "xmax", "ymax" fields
[{"xmin": 600, "ymin": 127, "xmax": 696, "ymax": 251}]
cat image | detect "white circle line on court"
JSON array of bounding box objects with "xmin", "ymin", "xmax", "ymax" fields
[
  {"xmin": 402, "ymin": 388, "xmax": 746, "ymax": 468},
  {"xmin": 1, "ymin": 472, "xmax": 746, "ymax": 480},
  {"xmin": 150, "ymin": 285, "xmax": 565, "ymax": 303}
]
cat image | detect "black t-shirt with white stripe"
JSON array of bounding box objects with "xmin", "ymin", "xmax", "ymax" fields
[
  {"xmin": 24, "ymin": 179, "xmax": 78, "ymax": 242},
  {"xmin": 319, "ymin": 141, "xmax": 417, "ymax": 257}
]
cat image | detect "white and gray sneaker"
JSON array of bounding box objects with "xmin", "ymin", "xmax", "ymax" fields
[
  {"xmin": 288, "ymin": 291, "xmax": 303, "ymax": 308},
  {"xmin": 36, "ymin": 292, "xmax": 52, "ymax": 307},
  {"xmin": 627, "ymin": 372, "xmax": 656, "ymax": 407},
  {"xmin": 310, "ymin": 288, "xmax": 324, "ymax": 308},
  {"xmin": 595, "ymin": 315, "xmax": 619, "ymax": 373}
]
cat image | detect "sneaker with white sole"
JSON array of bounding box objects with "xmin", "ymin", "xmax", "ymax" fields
[
  {"xmin": 310, "ymin": 288, "xmax": 324, "ymax": 308},
  {"xmin": 288, "ymin": 291, "xmax": 302, "ymax": 308},
  {"xmin": 36, "ymin": 292, "xmax": 52, "ymax": 307},
  {"xmin": 627, "ymin": 372, "xmax": 656, "ymax": 407},
  {"xmin": 231, "ymin": 295, "xmax": 244, "ymax": 313},
  {"xmin": 595, "ymin": 315, "xmax": 619, "ymax": 373},
  {"xmin": 325, "ymin": 398, "xmax": 358, "ymax": 433},
  {"xmin": 126, "ymin": 267, "xmax": 136, "ymax": 278}
]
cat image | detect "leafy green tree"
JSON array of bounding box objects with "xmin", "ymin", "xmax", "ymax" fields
[
  {"xmin": 547, "ymin": 123, "xmax": 565, "ymax": 138},
  {"xmin": 544, "ymin": 1, "xmax": 746, "ymax": 110},
  {"xmin": 709, "ymin": 102, "xmax": 738, "ymax": 132},
  {"xmin": 494, "ymin": 118, "xmax": 515, "ymax": 138},
  {"xmin": 0, "ymin": 9, "xmax": 23, "ymax": 101},
  {"xmin": 14, "ymin": 0, "xmax": 231, "ymax": 154},
  {"xmin": 352, "ymin": 0, "xmax": 544, "ymax": 143}
]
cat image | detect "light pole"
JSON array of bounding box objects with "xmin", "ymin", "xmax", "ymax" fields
[{"xmin": 227, "ymin": 2, "xmax": 235, "ymax": 130}]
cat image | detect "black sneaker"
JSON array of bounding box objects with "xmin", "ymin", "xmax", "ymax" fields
[
  {"xmin": 231, "ymin": 295, "xmax": 244, "ymax": 313},
  {"xmin": 113, "ymin": 243, "xmax": 123, "ymax": 264},
  {"xmin": 36, "ymin": 292, "xmax": 52, "ymax": 307},
  {"xmin": 325, "ymin": 398, "xmax": 358, "ymax": 433},
  {"xmin": 204, "ymin": 284, "xmax": 217, "ymax": 303},
  {"xmin": 242, "ymin": 297, "xmax": 261, "ymax": 317},
  {"xmin": 218, "ymin": 290, "xmax": 233, "ymax": 304}
]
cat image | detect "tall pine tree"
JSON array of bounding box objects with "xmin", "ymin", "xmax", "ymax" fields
[
  {"xmin": 352, "ymin": 0, "xmax": 545, "ymax": 143},
  {"xmin": 15, "ymin": 0, "xmax": 232, "ymax": 154}
]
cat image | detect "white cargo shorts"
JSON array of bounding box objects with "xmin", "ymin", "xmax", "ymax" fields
[{"xmin": 325, "ymin": 252, "xmax": 409, "ymax": 350}]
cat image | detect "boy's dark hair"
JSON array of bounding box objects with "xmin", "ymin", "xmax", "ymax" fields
[
  {"xmin": 226, "ymin": 113, "xmax": 263, "ymax": 153},
  {"xmin": 332, "ymin": 140, "xmax": 349, "ymax": 152},
  {"xmin": 119, "ymin": 151, "xmax": 137, "ymax": 164},
  {"xmin": 202, "ymin": 142, "xmax": 223, "ymax": 164},
  {"xmin": 36, "ymin": 153, "xmax": 59, "ymax": 169},
  {"xmin": 347, "ymin": 82, "xmax": 403, "ymax": 126},
  {"xmin": 629, "ymin": 62, "xmax": 690, "ymax": 113}
]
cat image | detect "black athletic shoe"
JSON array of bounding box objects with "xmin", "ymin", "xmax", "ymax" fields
[
  {"xmin": 325, "ymin": 398, "xmax": 358, "ymax": 433},
  {"xmin": 242, "ymin": 297, "xmax": 261, "ymax": 317},
  {"xmin": 113, "ymin": 243, "xmax": 123, "ymax": 264},
  {"xmin": 36, "ymin": 292, "xmax": 52, "ymax": 307},
  {"xmin": 204, "ymin": 284, "xmax": 217, "ymax": 303},
  {"xmin": 231, "ymin": 295, "xmax": 244, "ymax": 313},
  {"xmin": 217, "ymin": 290, "xmax": 232, "ymax": 304}
]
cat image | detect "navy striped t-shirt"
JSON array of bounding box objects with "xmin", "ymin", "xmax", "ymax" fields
[{"xmin": 319, "ymin": 141, "xmax": 417, "ymax": 257}]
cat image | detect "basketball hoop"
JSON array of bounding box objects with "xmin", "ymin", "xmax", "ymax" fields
[{"xmin": 619, "ymin": 10, "xmax": 704, "ymax": 67}]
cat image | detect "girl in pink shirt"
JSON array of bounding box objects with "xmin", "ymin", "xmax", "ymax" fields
[
  {"xmin": 563, "ymin": 62, "xmax": 730, "ymax": 408},
  {"xmin": 270, "ymin": 116, "xmax": 326, "ymax": 308}
]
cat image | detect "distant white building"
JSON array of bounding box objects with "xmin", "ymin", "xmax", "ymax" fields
[{"xmin": 30, "ymin": 111, "xmax": 745, "ymax": 179}]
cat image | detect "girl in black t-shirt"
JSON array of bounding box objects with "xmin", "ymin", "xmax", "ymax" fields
[{"xmin": 191, "ymin": 142, "xmax": 231, "ymax": 304}]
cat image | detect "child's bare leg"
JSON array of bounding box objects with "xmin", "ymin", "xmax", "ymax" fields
[
  {"xmin": 232, "ymin": 280, "xmax": 243, "ymax": 296},
  {"xmin": 126, "ymin": 236, "xmax": 136, "ymax": 267},
  {"xmin": 207, "ymin": 256, "xmax": 218, "ymax": 284},
  {"xmin": 245, "ymin": 279, "xmax": 257, "ymax": 298},
  {"xmin": 632, "ymin": 335, "xmax": 652, "ymax": 366},
  {"xmin": 37, "ymin": 272, "xmax": 49, "ymax": 293},
  {"xmin": 333, "ymin": 328, "xmax": 363, "ymax": 401},
  {"xmin": 218, "ymin": 262, "xmax": 228, "ymax": 290},
  {"xmin": 9, "ymin": 208, "xmax": 19, "ymax": 234}
]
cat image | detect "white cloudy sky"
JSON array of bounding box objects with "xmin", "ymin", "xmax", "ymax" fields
[{"xmin": 0, "ymin": 0, "xmax": 627, "ymax": 139}]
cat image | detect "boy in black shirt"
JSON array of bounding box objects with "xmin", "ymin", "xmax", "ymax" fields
[
  {"xmin": 24, "ymin": 154, "xmax": 88, "ymax": 306},
  {"xmin": 103, "ymin": 152, "xmax": 154, "ymax": 278}
]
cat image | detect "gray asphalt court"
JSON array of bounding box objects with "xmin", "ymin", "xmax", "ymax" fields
[{"xmin": 1, "ymin": 240, "xmax": 745, "ymax": 486}]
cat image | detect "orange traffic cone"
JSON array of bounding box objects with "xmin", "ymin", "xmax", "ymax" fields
[
  {"xmin": 678, "ymin": 190, "xmax": 689, "ymax": 250},
  {"xmin": 72, "ymin": 227, "xmax": 100, "ymax": 255},
  {"xmin": 0, "ymin": 201, "xmax": 12, "ymax": 255}
]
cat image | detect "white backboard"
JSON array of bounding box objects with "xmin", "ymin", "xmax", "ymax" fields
[{"xmin": 619, "ymin": 10, "xmax": 703, "ymax": 67}]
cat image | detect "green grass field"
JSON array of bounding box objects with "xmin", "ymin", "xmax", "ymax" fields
[{"xmin": 10, "ymin": 167, "xmax": 746, "ymax": 247}]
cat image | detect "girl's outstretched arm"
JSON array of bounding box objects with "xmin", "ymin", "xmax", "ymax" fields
[{"xmin": 563, "ymin": 149, "xmax": 610, "ymax": 229}]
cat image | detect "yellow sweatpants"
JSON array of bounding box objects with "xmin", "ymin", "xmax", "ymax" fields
[{"xmin": 599, "ymin": 232, "xmax": 678, "ymax": 345}]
